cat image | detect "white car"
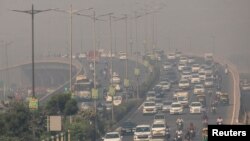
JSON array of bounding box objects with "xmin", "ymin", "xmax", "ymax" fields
[
  {"xmin": 179, "ymin": 57, "xmax": 188, "ymax": 64},
  {"xmin": 163, "ymin": 62, "xmax": 172, "ymax": 70},
  {"xmin": 170, "ymin": 102, "xmax": 183, "ymax": 115},
  {"xmin": 134, "ymin": 125, "xmax": 152, "ymax": 141},
  {"xmin": 189, "ymin": 102, "xmax": 203, "ymax": 114},
  {"xmin": 188, "ymin": 56, "xmax": 195, "ymax": 64},
  {"xmin": 193, "ymin": 84, "xmax": 205, "ymax": 95},
  {"xmin": 78, "ymin": 53, "xmax": 86, "ymax": 59},
  {"xmin": 167, "ymin": 53, "xmax": 176, "ymax": 60},
  {"xmin": 192, "ymin": 64, "xmax": 200, "ymax": 73},
  {"xmin": 199, "ymin": 71, "xmax": 206, "ymax": 81},
  {"xmin": 119, "ymin": 52, "xmax": 127, "ymax": 60},
  {"xmin": 178, "ymin": 79, "xmax": 190, "ymax": 89},
  {"xmin": 204, "ymin": 78, "xmax": 214, "ymax": 87},
  {"xmin": 162, "ymin": 100, "xmax": 172, "ymax": 112},
  {"xmin": 204, "ymin": 66, "xmax": 213, "ymax": 75},
  {"xmin": 143, "ymin": 101, "xmax": 157, "ymax": 115},
  {"xmin": 178, "ymin": 63, "xmax": 186, "ymax": 71},
  {"xmin": 151, "ymin": 121, "xmax": 166, "ymax": 137},
  {"xmin": 103, "ymin": 132, "xmax": 123, "ymax": 141},
  {"xmin": 153, "ymin": 114, "xmax": 166, "ymax": 123},
  {"xmin": 191, "ymin": 74, "xmax": 201, "ymax": 84},
  {"xmin": 181, "ymin": 72, "xmax": 192, "ymax": 80},
  {"xmin": 146, "ymin": 91, "xmax": 156, "ymax": 101},
  {"xmin": 111, "ymin": 76, "xmax": 121, "ymax": 84},
  {"xmin": 159, "ymin": 81, "xmax": 171, "ymax": 91},
  {"xmin": 155, "ymin": 99, "xmax": 163, "ymax": 111}
]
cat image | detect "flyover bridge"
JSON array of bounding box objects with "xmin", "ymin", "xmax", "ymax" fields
[{"xmin": 0, "ymin": 57, "xmax": 81, "ymax": 101}]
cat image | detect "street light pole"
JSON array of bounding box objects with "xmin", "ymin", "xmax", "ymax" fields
[
  {"xmin": 109, "ymin": 13, "xmax": 115, "ymax": 122},
  {"xmin": 12, "ymin": 4, "xmax": 50, "ymax": 98},
  {"xmin": 70, "ymin": 5, "xmax": 73, "ymax": 92},
  {"xmin": 135, "ymin": 12, "xmax": 140, "ymax": 99},
  {"xmin": 53, "ymin": 6, "xmax": 93, "ymax": 92}
]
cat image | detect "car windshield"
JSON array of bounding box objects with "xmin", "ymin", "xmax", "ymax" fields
[
  {"xmin": 191, "ymin": 103, "xmax": 201, "ymax": 107},
  {"xmin": 163, "ymin": 101, "xmax": 172, "ymax": 105},
  {"xmin": 177, "ymin": 97, "xmax": 187, "ymax": 101},
  {"xmin": 144, "ymin": 102, "xmax": 155, "ymax": 106},
  {"xmin": 105, "ymin": 133, "xmax": 119, "ymax": 138},
  {"xmin": 152, "ymin": 124, "xmax": 165, "ymax": 128},
  {"xmin": 172, "ymin": 103, "xmax": 181, "ymax": 107},
  {"xmin": 122, "ymin": 122, "xmax": 135, "ymax": 127},
  {"xmin": 136, "ymin": 127, "xmax": 150, "ymax": 132},
  {"xmin": 155, "ymin": 115, "xmax": 165, "ymax": 119},
  {"xmin": 180, "ymin": 80, "xmax": 188, "ymax": 83},
  {"xmin": 195, "ymin": 85, "xmax": 203, "ymax": 88},
  {"xmin": 206, "ymin": 78, "xmax": 213, "ymax": 81}
]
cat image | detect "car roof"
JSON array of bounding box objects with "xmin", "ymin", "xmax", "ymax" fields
[
  {"xmin": 136, "ymin": 124, "xmax": 150, "ymax": 128},
  {"xmin": 106, "ymin": 132, "xmax": 120, "ymax": 135},
  {"xmin": 191, "ymin": 102, "xmax": 201, "ymax": 104},
  {"xmin": 153, "ymin": 120, "xmax": 165, "ymax": 124}
]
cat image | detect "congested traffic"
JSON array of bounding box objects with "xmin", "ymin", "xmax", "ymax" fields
[{"xmin": 104, "ymin": 51, "xmax": 231, "ymax": 141}]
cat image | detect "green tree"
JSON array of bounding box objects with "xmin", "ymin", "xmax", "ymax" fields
[
  {"xmin": 0, "ymin": 102, "xmax": 38, "ymax": 141},
  {"xmin": 64, "ymin": 99, "xmax": 78, "ymax": 115},
  {"xmin": 69, "ymin": 118, "xmax": 95, "ymax": 141},
  {"xmin": 45, "ymin": 93, "xmax": 74, "ymax": 115}
]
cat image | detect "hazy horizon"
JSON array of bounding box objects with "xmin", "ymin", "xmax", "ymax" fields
[{"xmin": 0, "ymin": 0, "xmax": 250, "ymax": 72}]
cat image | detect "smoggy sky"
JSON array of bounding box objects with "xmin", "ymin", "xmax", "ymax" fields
[{"xmin": 0, "ymin": 0, "xmax": 250, "ymax": 71}]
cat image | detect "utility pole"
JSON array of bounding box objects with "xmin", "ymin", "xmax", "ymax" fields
[
  {"xmin": 12, "ymin": 4, "xmax": 51, "ymax": 98},
  {"xmin": 115, "ymin": 14, "xmax": 129, "ymax": 101},
  {"xmin": 109, "ymin": 13, "xmax": 115, "ymax": 122},
  {"xmin": 53, "ymin": 6, "xmax": 92, "ymax": 92},
  {"xmin": 92, "ymin": 10, "xmax": 97, "ymax": 141}
]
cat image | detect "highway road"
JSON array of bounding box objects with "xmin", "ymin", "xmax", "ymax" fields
[
  {"xmin": 79, "ymin": 57, "xmax": 148, "ymax": 99},
  {"xmin": 116, "ymin": 57, "xmax": 234, "ymax": 141}
]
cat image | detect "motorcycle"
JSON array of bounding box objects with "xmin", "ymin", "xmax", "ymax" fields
[
  {"xmin": 225, "ymin": 68, "xmax": 228, "ymax": 74},
  {"xmin": 217, "ymin": 121, "xmax": 223, "ymax": 125},
  {"xmin": 177, "ymin": 121, "xmax": 183, "ymax": 130},
  {"xmin": 174, "ymin": 134, "xmax": 183, "ymax": 141},
  {"xmin": 166, "ymin": 127, "xmax": 171, "ymax": 139},
  {"xmin": 202, "ymin": 119, "xmax": 208, "ymax": 128},
  {"xmin": 189, "ymin": 129, "xmax": 195, "ymax": 138},
  {"xmin": 211, "ymin": 106, "xmax": 217, "ymax": 114}
]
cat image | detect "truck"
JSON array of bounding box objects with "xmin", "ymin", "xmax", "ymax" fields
[
  {"xmin": 87, "ymin": 50, "xmax": 101, "ymax": 63},
  {"xmin": 73, "ymin": 75, "xmax": 92, "ymax": 100}
]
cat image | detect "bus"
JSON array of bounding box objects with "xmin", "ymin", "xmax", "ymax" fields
[{"xmin": 73, "ymin": 75, "xmax": 92, "ymax": 100}]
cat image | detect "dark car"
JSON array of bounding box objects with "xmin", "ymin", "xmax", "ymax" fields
[{"xmin": 120, "ymin": 121, "xmax": 137, "ymax": 135}]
